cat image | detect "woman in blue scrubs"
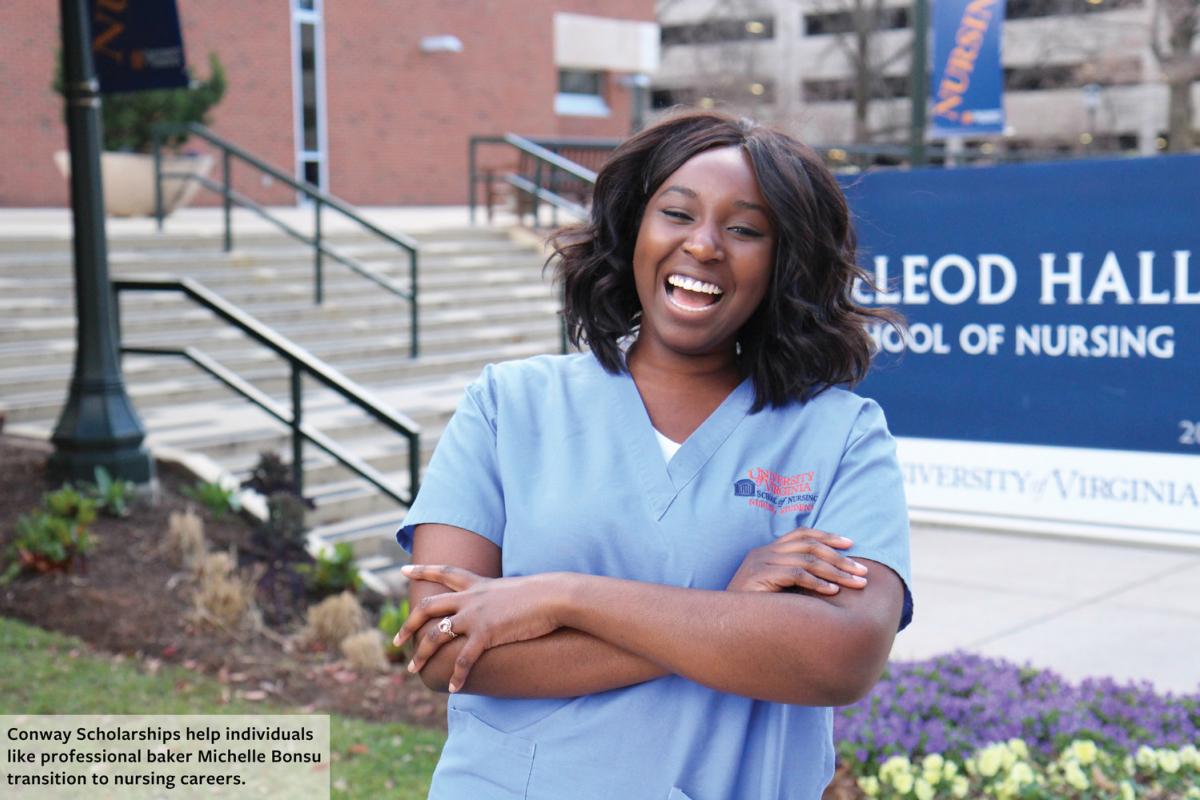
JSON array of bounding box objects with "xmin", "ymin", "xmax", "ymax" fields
[{"xmin": 394, "ymin": 110, "xmax": 912, "ymax": 800}]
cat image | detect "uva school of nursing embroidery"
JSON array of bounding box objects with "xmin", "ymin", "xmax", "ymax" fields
[{"xmin": 734, "ymin": 467, "xmax": 819, "ymax": 517}]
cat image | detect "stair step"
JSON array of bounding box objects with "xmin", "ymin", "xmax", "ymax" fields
[{"xmin": 0, "ymin": 221, "xmax": 562, "ymax": 592}]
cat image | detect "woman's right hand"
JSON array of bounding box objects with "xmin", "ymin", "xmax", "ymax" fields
[{"xmin": 726, "ymin": 528, "xmax": 869, "ymax": 595}]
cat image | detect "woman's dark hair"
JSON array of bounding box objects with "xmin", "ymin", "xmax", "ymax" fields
[{"xmin": 551, "ymin": 109, "xmax": 896, "ymax": 411}]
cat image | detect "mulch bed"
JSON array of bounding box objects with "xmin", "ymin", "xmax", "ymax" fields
[{"xmin": 0, "ymin": 434, "xmax": 446, "ymax": 729}]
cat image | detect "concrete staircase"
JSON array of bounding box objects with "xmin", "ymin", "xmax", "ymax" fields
[{"xmin": 0, "ymin": 218, "xmax": 561, "ymax": 594}]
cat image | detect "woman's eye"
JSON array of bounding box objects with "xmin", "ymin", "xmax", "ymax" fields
[
  {"xmin": 662, "ymin": 209, "xmax": 692, "ymax": 221},
  {"xmin": 730, "ymin": 226, "xmax": 765, "ymax": 238}
]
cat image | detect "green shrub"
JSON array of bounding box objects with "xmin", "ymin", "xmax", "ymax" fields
[
  {"xmin": 53, "ymin": 52, "xmax": 227, "ymax": 152},
  {"xmin": 183, "ymin": 480, "xmax": 241, "ymax": 520},
  {"xmin": 42, "ymin": 486, "xmax": 97, "ymax": 526},
  {"xmin": 1, "ymin": 510, "xmax": 95, "ymax": 584},
  {"xmin": 377, "ymin": 599, "xmax": 410, "ymax": 661},
  {"xmin": 297, "ymin": 543, "xmax": 362, "ymax": 597},
  {"xmin": 89, "ymin": 466, "xmax": 134, "ymax": 518}
]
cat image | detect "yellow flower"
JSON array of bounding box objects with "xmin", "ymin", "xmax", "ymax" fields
[
  {"xmin": 1135, "ymin": 746, "xmax": 1157, "ymax": 770},
  {"xmin": 1069, "ymin": 739, "xmax": 1098, "ymax": 766},
  {"xmin": 880, "ymin": 755, "xmax": 911, "ymax": 783},
  {"xmin": 1064, "ymin": 762, "xmax": 1089, "ymax": 791},
  {"xmin": 893, "ymin": 771, "xmax": 915, "ymax": 795},
  {"xmin": 1158, "ymin": 749, "xmax": 1181, "ymax": 774},
  {"xmin": 1179, "ymin": 744, "xmax": 1199, "ymax": 769},
  {"xmin": 942, "ymin": 761, "xmax": 959, "ymax": 781},
  {"xmin": 922, "ymin": 753, "xmax": 945, "ymax": 774},
  {"xmin": 978, "ymin": 746, "xmax": 1004, "ymax": 778},
  {"xmin": 951, "ymin": 776, "xmax": 970, "ymax": 798},
  {"xmin": 914, "ymin": 777, "xmax": 935, "ymax": 800},
  {"xmin": 1007, "ymin": 738, "xmax": 1029, "ymax": 759},
  {"xmin": 858, "ymin": 776, "xmax": 881, "ymax": 797},
  {"xmin": 1120, "ymin": 780, "xmax": 1136, "ymax": 800},
  {"xmin": 1010, "ymin": 762, "xmax": 1035, "ymax": 786}
]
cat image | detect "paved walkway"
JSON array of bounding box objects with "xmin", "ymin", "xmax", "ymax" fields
[{"xmin": 898, "ymin": 522, "xmax": 1200, "ymax": 694}]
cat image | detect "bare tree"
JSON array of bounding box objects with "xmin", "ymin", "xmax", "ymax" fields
[
  {"xmin": 1151, "ymin": 0, "xmax": 1199, "ymax": 152},
  {"xmin": 656, "ymin": 0, "xmax": 772, "ymax": 114},
  {"xmin": 814, "ymin": 0, "xmax": 912, "ymax": 144}
]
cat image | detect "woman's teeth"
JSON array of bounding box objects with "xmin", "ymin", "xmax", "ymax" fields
[
  {"xmin": 667, "ymin": 274, "xmax": 723, "ymax": 296},
  {"xmin": 665, "ymin": 274, "xmax": 724, "ymax": 311}
]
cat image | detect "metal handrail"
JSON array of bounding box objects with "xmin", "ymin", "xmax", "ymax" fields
[
  {"xmin": 468, "ymin": 134, "xmax": 615, "ymax": 226},
  {"xmin": 113, "ymin": 276, "xmax": 421, "ymax": 506},
  {"xmin": 151, "ymin": 122, "xmax": 421, "ymax": 358}
]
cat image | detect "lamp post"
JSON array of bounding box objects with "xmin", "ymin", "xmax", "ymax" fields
[
  {"xmin": 50, "ymin": 0, "xmax": 154, "ymax": 484},
  {"xmin": 909, "ymin": 0, "xmax": 930, "ymax": 166}
]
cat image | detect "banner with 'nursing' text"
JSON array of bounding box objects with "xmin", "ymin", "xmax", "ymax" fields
[{"xmin": 930, "ymin": 0, "xmax": 1005, "ymax": 137}]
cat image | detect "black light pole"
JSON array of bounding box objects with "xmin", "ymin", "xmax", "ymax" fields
[
  {"xmin": 910, "ymin": 0, "xmax": 930, "ymax": 166},
  {"xmin": 50, "ymin": 0, "xmax": 154, "ymax": 484}
]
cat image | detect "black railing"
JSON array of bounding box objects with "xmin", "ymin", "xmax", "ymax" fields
[
  {"xmin": 151, "ymin": 122, "xmax": 422, "ymax": 358},
  {"xmin": 113, "ymin": 276, "xmax": 421, "ymax": 506},
  {"xmin": 468, "ymin": 134, "xmax": 616, "ymax": 226}
]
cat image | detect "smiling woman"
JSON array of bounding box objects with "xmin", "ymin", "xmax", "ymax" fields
[{"xmin": 393, "ymin": 110, "xmax": 912, "ymax": 800}]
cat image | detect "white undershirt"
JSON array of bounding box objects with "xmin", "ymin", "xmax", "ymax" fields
[{"xmin": 653, "ymin": 428, "xmax": 683, "ymax": 462}]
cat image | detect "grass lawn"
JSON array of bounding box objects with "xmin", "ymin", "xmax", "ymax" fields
[{"xmin": 0, "ymin": 616, "xmax": 444, "ymax": 798}]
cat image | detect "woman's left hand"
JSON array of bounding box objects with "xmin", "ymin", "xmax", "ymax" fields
[{"xmin": 394, "ymin": 564, "xmax": 567, "ymax": 692}]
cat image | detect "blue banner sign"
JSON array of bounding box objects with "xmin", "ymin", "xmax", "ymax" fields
[
  {"xmin": 89, "ymin": 0, "xmax": 188, "ymax": 93},
  {"xmin": 930, "ymin": 0, "xmax": 1005, "ymax": 136},
  {"xmin": 843, "ymin": 155, "xmax": 1200, "ymax": 458}
]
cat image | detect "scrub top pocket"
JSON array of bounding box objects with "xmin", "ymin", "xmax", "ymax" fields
[
  {"xmin": 430, "ymin": 708, "xmax": 535, "ymax": 799},
  {"xmin": 668, "ymin": 788, "xmax": 697, "ymax": 800}
]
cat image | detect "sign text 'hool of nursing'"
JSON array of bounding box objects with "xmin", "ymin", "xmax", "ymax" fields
[{"xmin": 842, "ymin": 155, "xmax": 1200, "ymax": 459}]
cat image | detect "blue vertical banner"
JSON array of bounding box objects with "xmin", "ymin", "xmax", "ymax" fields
[
  {"xmin": 88, "ymin": 0, "xmax": 189, "ymax": 93},
  {"xmin": 929, "ymin": 0, "xmax": 1005, "ymax": 136}
]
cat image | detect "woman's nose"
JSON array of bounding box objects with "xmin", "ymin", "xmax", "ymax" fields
[{"xmin": 681, "ymin": 226, "xmax": 723, "ymax": 262}]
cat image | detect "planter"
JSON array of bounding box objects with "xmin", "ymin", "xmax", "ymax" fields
[{"xmin": 54, "ymin": 150, "xmax": 214, "ymax": 218}]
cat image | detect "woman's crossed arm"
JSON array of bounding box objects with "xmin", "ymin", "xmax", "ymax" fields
[{"xmin": 402, "ymin": 522, "xmax": 900, "ymax": 706}]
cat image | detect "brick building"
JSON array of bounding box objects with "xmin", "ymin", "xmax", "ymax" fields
[{"xmin": 1, "ymin": 1, "xmax": 658, "ymax": 207}]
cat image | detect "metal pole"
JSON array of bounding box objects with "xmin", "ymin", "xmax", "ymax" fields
[
  {"xmin": 313, "ymin": 197, "xmax": 323, "ymax": 305},
  {"xmin": 550, "ymin": 165, "xmax": 559, "ymax": 228},
  {"xmin": 468, "ymin": 138, "xmax": 477, "ymax": 225},
  {"xmin": 51, "ymin": 0, "xmax": 154, "ymax": 485},
  {"xmin": 532, "ymin": 158, "xmax": 544, "ymax": 228},
  {"xmin": 910, "ymin": 0, "xmax": 930, "ymax": 167},
  {"xmin": 409, "ymin": 251, "xmax": 419, "ymax": 359},
  {"xmin": 153, "ymin": 132, "xmax": 164, "ymax": 231},
  {"xmin": 290, "ymin": 363, "xmax": 304, "ymax": 499},
  {"xmin": 408, "ymin": 432, "xmax": 421, "ymax": 501},
  {"xmin": 222, "ymin": 148, "xmax": 233, "ymax": 252}
]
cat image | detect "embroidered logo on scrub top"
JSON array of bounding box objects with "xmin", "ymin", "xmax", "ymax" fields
[{"xmin": 736, "ymin": 468, "xmax": 818, "ymax": 515}]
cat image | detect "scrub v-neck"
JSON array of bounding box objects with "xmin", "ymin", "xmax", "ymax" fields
[{"xmin": 614, "ymin": 367, "xmax": 756, "ymax": 520}]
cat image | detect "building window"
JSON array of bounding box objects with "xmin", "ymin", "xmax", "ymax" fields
[
  {"xmin": 661, "ymin": 17, "xmax": 775, "ymax": 46},
  {"xmin": 1004, "ymin": 58, "xmax": 1142, "ymax": 90},
  {"xmin": 556, "ymin": 69, "xmax": 610, "ymax": 117},
  {"xmin": 650, "ymin": 81, "xmax": 776, "ymax": 109},
  {"xmin": 803, "ymin": 75, "xmax": 911, "ymax": 102},
  {"xmin": 1007, "ymin": 0, "xmax": 1142, "ymax": 20},
  {"xmin": 292, "ymin": 0, "xmax": 327, "ymax": 196},
  {"xmin": 804, "ymin": 7, "xmax": 909, "ymax": 36}
]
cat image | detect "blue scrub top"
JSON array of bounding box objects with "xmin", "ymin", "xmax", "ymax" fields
[{"xmin": 398, "ymin": 353, "xmax": 913, "ymax": 800}]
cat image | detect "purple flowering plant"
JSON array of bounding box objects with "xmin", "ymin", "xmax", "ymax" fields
[{"xmin": 835, "ymin": 652, "xmax": 1200, "ymax": 774}]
